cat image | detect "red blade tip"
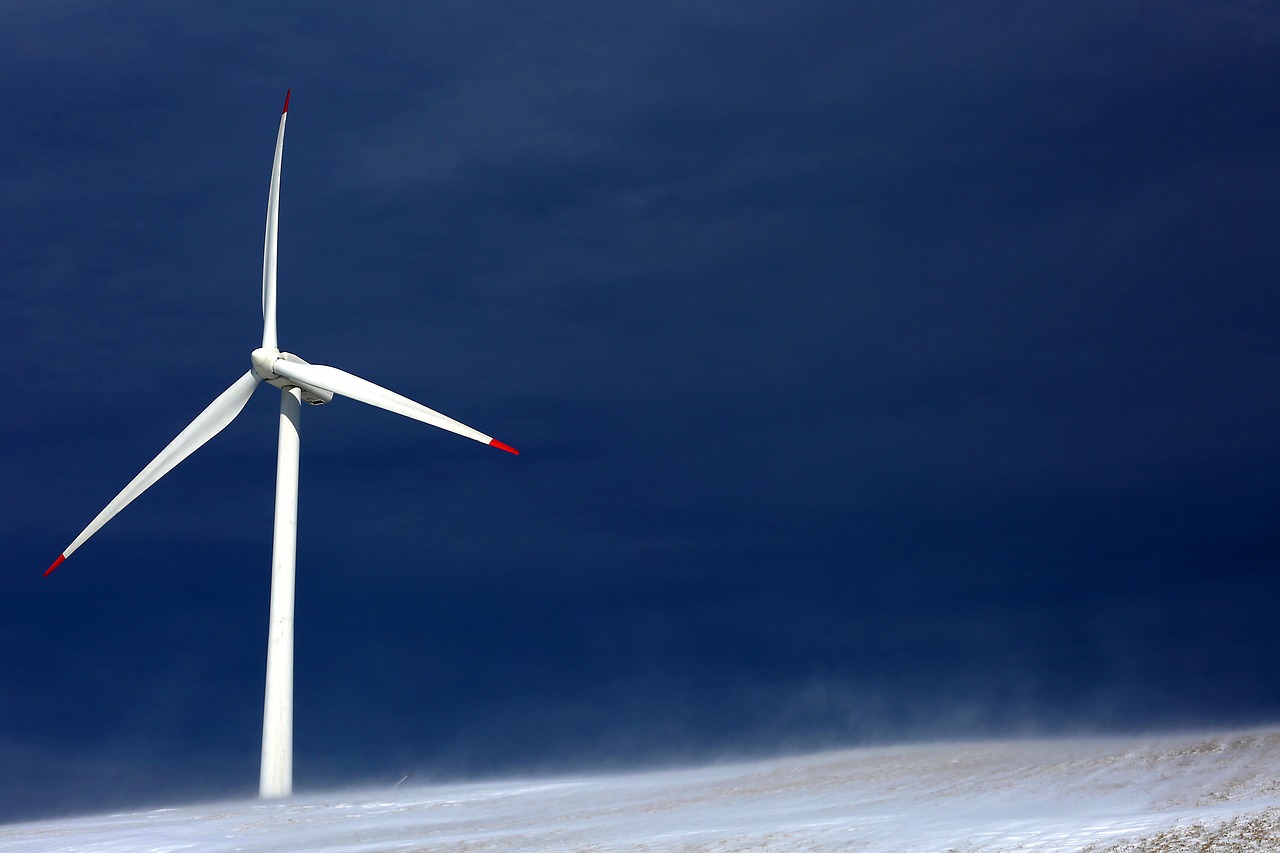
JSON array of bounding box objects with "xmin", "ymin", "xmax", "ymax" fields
[
  {"xmin": 282, "ymin": 89, "xmax": 291, "ymax": 114},
  {"xmin": 44, "ymin": 554, "xmax": 66, "ymax": 577},
  {"xmin": 489, "ymin": 439, "xmax": 519, "ymax": 455}
]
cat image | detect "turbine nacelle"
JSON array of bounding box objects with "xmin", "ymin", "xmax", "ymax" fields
[{"xmin": 251, "ymin": 347, "xmax": 334, "ymax": 405}]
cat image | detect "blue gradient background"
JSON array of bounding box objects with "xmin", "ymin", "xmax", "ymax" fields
[{"xmin": 3, "ymin": 1, "xmax": 1278, "ymax": 822}]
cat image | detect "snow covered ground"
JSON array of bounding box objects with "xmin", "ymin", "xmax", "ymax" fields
[{"xmin": 5, "ymin": 726, "xmax": 1280, "ymax": 852}]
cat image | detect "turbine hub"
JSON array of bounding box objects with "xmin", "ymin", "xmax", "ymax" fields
[{"xmin": 251, "ymin": 347, "xmax": 281, "ymax": 381}]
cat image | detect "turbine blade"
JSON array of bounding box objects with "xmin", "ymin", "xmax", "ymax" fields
[
  {"xmin": 261, "ymin": 89, "xmax": 290, "ymax": 350},
  {"xmin": 269, "ymin": 359, "xmax": 518, "ymax": 454},
  {"xmin": 45, "ymin": 371, "xmax": 261, "ymax": 576}
]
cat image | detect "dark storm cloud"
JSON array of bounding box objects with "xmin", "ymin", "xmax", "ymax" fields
[{"xmin": 2, "ymin": 0, "xmax": 1279, "ymax": 822}]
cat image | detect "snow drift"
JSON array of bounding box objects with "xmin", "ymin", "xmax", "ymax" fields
[{"xmin": 5, "ymin": 726, "xmax": 1280, "ymax": 851}]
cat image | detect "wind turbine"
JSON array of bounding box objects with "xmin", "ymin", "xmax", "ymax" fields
[{"xmin": 44, "ymin": 90, "xmax": 518, "ymax": 799}]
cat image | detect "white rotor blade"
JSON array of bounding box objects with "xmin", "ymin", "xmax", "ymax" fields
[
  {"xmin": 45, "ymin": 371, "xmax": 261, "ymax": 576},
  {"xmin": 261, "ymin": 90, "xmax": 290, "ymax": 350},
  {"xmin": 269, "ymin": 359, "xmax": 518, "ymax": 454}
]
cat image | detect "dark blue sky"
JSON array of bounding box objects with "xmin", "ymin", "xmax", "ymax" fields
[{"xmin": 4, "ymin": 0, "xmax": 1279, "ymax": 823}]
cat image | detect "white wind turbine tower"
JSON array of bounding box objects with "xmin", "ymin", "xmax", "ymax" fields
[{"xmin": 44, "ymin": 91, "xmax": 518, "ymax": 799}]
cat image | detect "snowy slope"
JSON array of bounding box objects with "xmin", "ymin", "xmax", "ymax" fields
[{"xmin": 5, "ymin": 727, "xmax": 1280, "ymax": 852}]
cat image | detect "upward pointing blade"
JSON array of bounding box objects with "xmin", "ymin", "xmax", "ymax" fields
[
  {"xmin": 45, "ymin": 371, "xmax": 262, "ymax": 576},
  {"xmin": 268, "ymin": 359, "xmax": 518, "ymax": 453},
  {"xmin": 261, "ymin": 89, "xmax": 290, "ymax": 350}
]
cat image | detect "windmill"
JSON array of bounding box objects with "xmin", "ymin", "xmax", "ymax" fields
[{"xmin": 44, "ymin": 91, "xmax": 518, "ymax": 798}]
